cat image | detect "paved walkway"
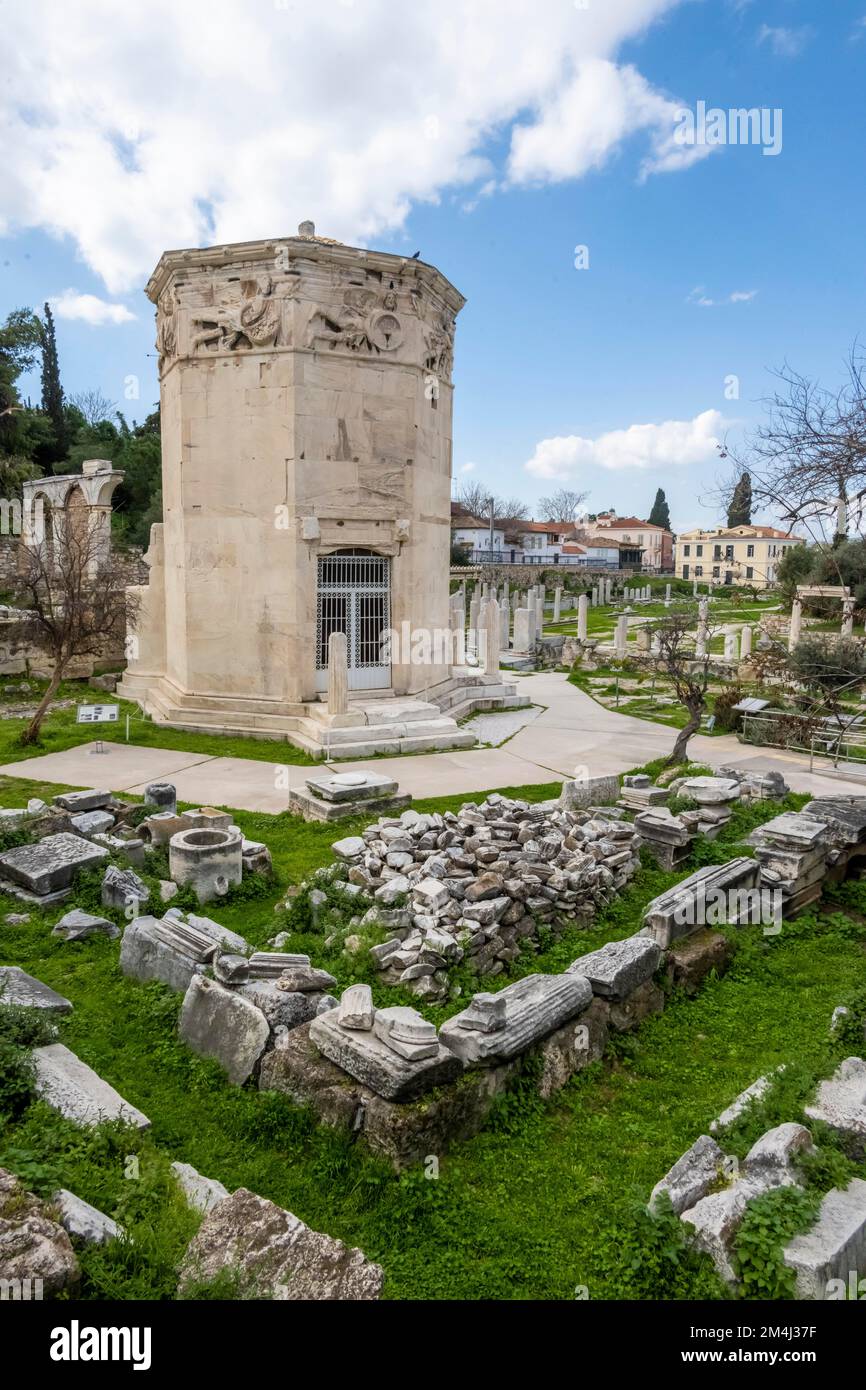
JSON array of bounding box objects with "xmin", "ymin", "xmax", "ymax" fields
[{"xmin": 1, "ymin": 672, "xmax": 864, "ymax": 812}]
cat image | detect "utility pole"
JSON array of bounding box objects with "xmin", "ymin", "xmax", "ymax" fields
[{"xmin": 488, "ymin": 496, "xmax": 495, "ymax": 560}]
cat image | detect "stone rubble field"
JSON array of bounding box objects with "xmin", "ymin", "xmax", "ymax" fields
[{"xmin": 2, "ymin": 769, "xmax": 866, "ymax": 1300}]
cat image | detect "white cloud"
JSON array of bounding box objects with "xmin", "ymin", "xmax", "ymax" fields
[
  {"xmin": 525, "ymin": 409, "xmax": 725, "ymax": 478},
  {"xmin": 507, "ymin": 58, "xmax": 712, "ymax": 186},
  {"xmin": 687, "ymin": 286, "xmax": 757, "ymax": 307},
  {"xmin": 49, "ymin": 290, "xmax": 136, "ymax": 326},
  {"xmin": 757, "ymin": 24, "xmax": 812, "ymax": 58},
  {"xmin": 459, "ymin": 461, "xmax": 477, "ymax": 474},
  {"xmin": 0, "ymin": 0, "xmax": 697, "ymax": 292}
]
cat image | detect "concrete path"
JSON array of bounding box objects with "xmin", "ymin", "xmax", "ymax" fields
[{"xmin": 1, "ymin": 672, "xmax": 864, "ymax": 811}]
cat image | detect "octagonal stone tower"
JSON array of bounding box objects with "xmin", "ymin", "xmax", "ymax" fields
[{"xmin": 119, "ymin": 224, "xmax": 523, "ymax": 755}]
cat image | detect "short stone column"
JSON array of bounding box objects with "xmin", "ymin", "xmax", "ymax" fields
[
  {"xmin": 615, "ymin": 614, "xmax": 628, "ymax": 656},
  {"xmin": 724, "ymin": 633, "xmax": 737, "ymax": 661},
  {"xmin": 692, "ymin": 579, "xmax": 698, "ymax": 596},
  {"xmin": 665, "ymin": 583, "xmax": 671, "ymax": 602},
  {"xmin": 636, "ymin": 627, "xmax": 650, "ymax": 653},
  {"xmin": 469, "ymin": 594, "xmax": 480, "ymax": 654},
  {"xmin": 450, "ymin": 597, "xmax": 466, "ymax": 665},
  {"xmin": 482, "ymin": 598, "xmax": 501, "ymax": 675},
  {"xmin": 577, "ymin": 592, "xmax": 588, "ymax": 641},
  {"xmin": 553, "ymin": 586, "xmax": 562, "ymax": 623},
  {"xmin": 789, "ymin": 599, "xmax": 802, "ymax": 650},
  {"xmin": 513, "ymin": 607, "xmax": 533, "ymax": 653},
  {"xmin": 740, "ymin": 625, "xmax": 753, "ymax": 660},
  {"xmin": 842, "ymin": 597, "xmax": 855, "ymax": 638},
  {"xmin": 327, "ymin": 631, "xmax": 348, "ymax": 716}
]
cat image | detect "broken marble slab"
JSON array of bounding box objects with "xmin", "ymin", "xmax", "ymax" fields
[
  {"xmin": 307, "ymin": 771, "xmax": 400, "ymax": 804},
  {"xmin": 650, "ymin": 1135, "xmax": 726, "ymax": 1216},
  {"xmin": 567, "ymin": 935, "xmax": 661, "ymax": 1000},
  {"xmin": 52, "ymin": 909, "xmax": 120, "ymax": 942},
  {"xmin": 337, "ymin": 984, "xmax": 374, "ymax": 1031},
  {"xmin": 178, "ymin": 1186, "xmax": 383, "ymax": 1300},
  {"xmin": 171, "ymin": 1161, "xmax": 229, "ymax": 1214},
  {"xmin": 804, "ymin": 1057, "xmax": 866, "ymax": 1150},
  {"xmin": 236, "ymin": 979, "xmax": 321, "ymax": 1034},
  {"xmin": 53, "ymin": 789, "xmax": 111, "ymax": 813},
  {"xmin": 247, "ymin": 951, "xmax": 311, "ymax": 979},
  {"xmin": 120, "ymin": 915, "xmax": 220, "ymax": 993},
  {"xmin": 0, "ymin": 832, "xmax": 110, "ymax": 899},
  {"xmin": 756, "ymin": 811, "xmax": 829, "ymax": 849},
  {"xmin": 172, "ymin": 910, "xmax": 249, "ymax": 955},
  {"xmin": 804, "ymin": 798, "xmax": 866, "ymax": 847},
  {"xmin": 641, "ymin": 858, "xmax": 760, "ymax": 949},
  {"xmin": 179, "ymin": 975, "xmax": 270, "ymax": 1085},
  {"xmin": 711, "ymin": 1067, "xmax": 786, "ymax": 1133},
  {"xmin": 33, "ymin": 1043, "xmax": 150, "ymax": 1128},
  {"xmin": 92, "ymin": 833, "xmax": 146, "ymax": 868},
  {"xmin": 678, "ymin": 776, "xmax": 740, "ymax": 805},
  {"xmin": 456, "ymin": 992, "xmax": 507, "ymax": 1033},
  {"xmin": 69, "ymin": 810, "xmax": 114, "ymax": 838},
  {"xmin": 0, "ymin": 965, "xmax": 72, "ymax": 1013},
  {"xmin": 101, "ymin": 865, "xmax": 149, "ymax": 910},
  {"xmin": 559, "ymin": 775, "xmax": 619, "ymax": 810},
  {"xmin": 439, "ymin": 973, "xmax": 592, "ymax": 1066},
  {"xmin": 309, "ymin": 1008, "xmax": 462, "ymax": 1101},
  {"xmin": 274, "ymin": 964, "xmax": 338, "ymax": 994},
  {"xmin": 55, "ymin": 1189, "xmax": 121, "ymax": 1246},
  {"xmin": 743, "ymin": 1123, "xmax": 814, "ymax": 1184},
  {"xmin": 783, "ymin": 1178, "xmax": 866, "ymax": 1300}
]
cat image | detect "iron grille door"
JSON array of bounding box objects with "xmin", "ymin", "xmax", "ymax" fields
[{"xmin": 315, "ymin": 551, "xmax": 391, "ymax": 692}]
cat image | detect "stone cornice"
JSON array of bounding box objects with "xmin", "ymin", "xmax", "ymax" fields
[{"xmin": 146, "ymin": 236, "xmax": 466, "ymax": 315}]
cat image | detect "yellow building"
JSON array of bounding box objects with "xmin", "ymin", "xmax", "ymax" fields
[{"xmin": 675, "ymin": 525, "xmax": 802, "ymax": 589}]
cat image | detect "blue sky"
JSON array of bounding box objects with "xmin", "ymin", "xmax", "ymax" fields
[{"xmin": 2, "ymin": 0, "xmax": 864, "ymax": 532}]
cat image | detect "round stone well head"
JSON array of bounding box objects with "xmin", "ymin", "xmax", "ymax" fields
[{"xmin": 168, "ymin": 826, "xmax": 243, "ymax": 903}]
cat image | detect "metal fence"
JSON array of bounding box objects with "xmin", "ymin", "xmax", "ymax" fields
[{"xmin": 740, "ymin": 712, "xmax": 866, "ymax": 776}]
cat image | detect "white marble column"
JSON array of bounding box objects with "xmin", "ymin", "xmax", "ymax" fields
[
  {"xmin": 789, "ymin": 598, "xmax": 802, "ymax": 650},
  {"xmin": 327, "ymin": 631, "xmax": 348, "ymax": 716},
  {"xmin": 740, "ymin": 625, "xmax": 753, "ymax": 660},
  {"xmin": 842, "ymin": 597, "xmax": 854, "ymax": 638},
  {"xmin": 553, "ymin": 585, "xmax": 562, "ymax": 623},
  {"xmin": 482, "ymin": 598, "xmax": 501, "ymax": 675},
  {"xmin": 577, "ymin": 592, "xmax": 588, "ymax": 641},
  {"xmin": 615, "ymin": 614, "xmax": 628, "ymax": 655}
]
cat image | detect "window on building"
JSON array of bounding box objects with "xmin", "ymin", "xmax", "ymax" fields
[
  {"xmin": 712, "ymin": 566, "xmax": 720, "ymax": 578},
  {"xmin": 695, "ymin": 565, "xmax": 703, "ymax": 577},
  {"xmin": 747, "ymin": 544, "xmax": 754, "ymax": 558},
  {"xmin": 683, "ymin": 544, "xmax": 691, "ymax": 556},
  {"xmin": 746, "ymin": 566, "xmax": 754, "ymax": 579},
  {"xmin": 725, "ymin": 546, "xmax": 734, "ymax": 560},
  {"xmin": 696, "ymin": 544, "xmax": 703, "ymax": 557},
  {"xmin": 683, "ymin": 564, "xmax": 690, "ymax": 580}
]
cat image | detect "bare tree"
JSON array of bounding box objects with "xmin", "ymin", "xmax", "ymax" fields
[
  {"xmin": 454, "ymin": 481, "xmax": 529, "ymax": 526},
  {"xmin": 712, "ymin": 346, "xmax": 866, "ymax": 546},
  {"xmin": 70, "ymin": 389, "xmax": 118, "ymax": 427},
  {"xmin": 12, "ymin": 517, "xmax": 139, "ymax": 744},
  {"xmin": 537, "ymin": 488, "xmax": 588, "ymax": 524},
  {"xmin": 650, "ymin": 610, "xmax": 721, "ymax": 765}
]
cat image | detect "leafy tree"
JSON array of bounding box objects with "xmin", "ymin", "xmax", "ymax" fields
[
  {"xmin": 650, "ymin": 610, "xmax": 720, "ymax": 765},
  {"xmin": 648, "ymin": 488, "xmax": 670, "ymax": 530},
  {"xmin": 727, "ymin": 472, "xmax": 752, "ymax": 527},
  {"xmin": 39, "ymin": 302, "xmax": 68, "ymax": 463},
  {"xmin": 788, "ymin": 634, "xmax": 866, "ymax": 726},
  {"xmin": 0, "ymin": 308, "xmax": 43, "ymax": 457}
]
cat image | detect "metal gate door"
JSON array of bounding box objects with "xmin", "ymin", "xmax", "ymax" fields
[{"xmin": 315, "ymin": 550, "xmax": 391, "ymax": 693}]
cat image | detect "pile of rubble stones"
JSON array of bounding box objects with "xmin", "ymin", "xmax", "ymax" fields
[{"xmin": 316, "ymin": 793, "xmax": 640, "ymax": 1002}]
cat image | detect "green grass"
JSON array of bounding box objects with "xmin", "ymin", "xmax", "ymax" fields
[
  {"xmin": 3, "ymin": 774, "xmax": 865, "ymax": 1300},
  {"xmin": 0, "ymin": 677, "xmax": 315, "ymax": 768}
]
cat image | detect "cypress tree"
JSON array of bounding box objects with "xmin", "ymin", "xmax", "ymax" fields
[
  {"xmin": 727, "ymin": 472, "xmax": 752, "ymax": 527},
  {"xmin": 648, "ymin": 488, "xmax": 670, "ymax": 530},
  {"xmin": 40, "ymin": 301, "xmax": 68, "ymax": 462}
]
